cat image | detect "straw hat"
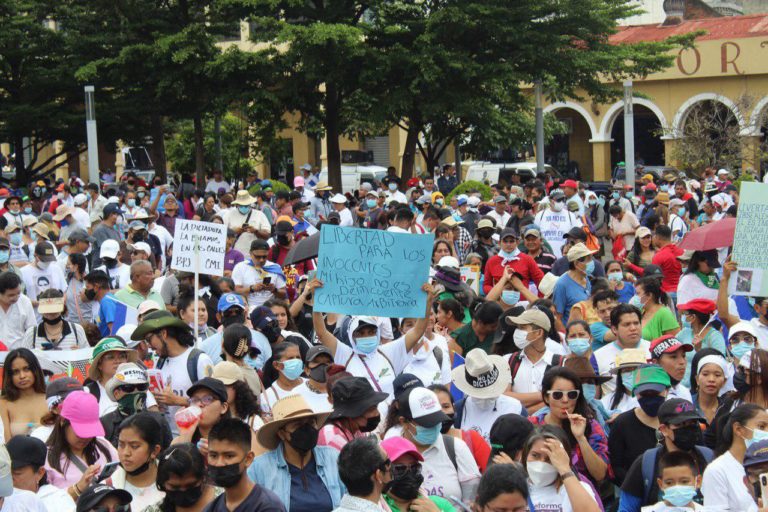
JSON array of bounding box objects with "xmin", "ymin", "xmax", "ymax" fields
[
  {"xmin": 451, "ymin": 348, "xmax": 511, "ymax": 399},
  {"xmin": 231, "ymin": 190, "xmax": 256, "ymax": 206},
  {"xmin": 257, "ymin": 395, "xmax": 331, "ymax": 450}
]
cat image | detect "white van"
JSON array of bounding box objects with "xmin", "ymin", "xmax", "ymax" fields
[
  {"xmin": 319, "ymin": 164, "xmax": 388, "ymax": 193},
  {"xmin": 465, "ymin": 161, "xmax": 558, "ymax": 185}
]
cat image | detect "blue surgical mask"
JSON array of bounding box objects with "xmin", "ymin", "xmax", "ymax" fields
[
  {"xmin": 568, "ymin": 338, "xmax": 591, "ymax": 356},
  {"xmin": 127, "ymin": 198, "xmax": 136, "ymax": 208},
  {"xmin": 597, "ymin": 197, "xmax": 606, "ymax": 207},
  {"xmin": 662, "ymin": 485, "xmax": 697, "ymax": 507},
  {"xmin": 23, "ymin": 207, "xmax": 32, "ymax": 214},
  {"xmin": 435, "ymin": 199, "xmax": 444, "ymax": 206},
  {"xmin": 585, "ymin": 260, "xmax": 595, "ymax": 275},
  {"xmin": 60, "ymin": 219, "xmax": 69, "ymax": 227},
  {"xmin": 626, "ymin": 192, "xmax": 634, "ymax": 199},
  {"xmin": 366, "ymin": 199, "xmax": 377, "ymax": 208},
  {"xmin": 621, "ymin": 371, "xmax": 635, "ymax": 391},
  {"xmin": 388, "ymin": 183, "xmax": 398, "ymax": 191},
  {"xmin": 677, "ymin": 207, "xmax": 686, "ymax": 217},
  {"xmin": 238, "ymin": 206, "xmax": 251, "ymax": 215},
  {"xmin": 608, "ymin": 271, "xmax": 623, "ymax": 282},
  {"xmin": 660, "ymin": 184, "xmax": 670, "ymax": 192},
  {"xmin": 746, "ymin": 427, "xmax": 768, "ymax": 449},
  {"xmin": 355, "ymin": 335, "xmax": 380, "ymax": 355},
  {"xmin": 501, "ymin": 290, "xmax": 520, "ymax": 305},
  {"xmin": 29, "ymin": 231, "xmax": 37, "ymax": 242},
  {"xmin": 413, "ymin": 423, "xmax": 440, "ymax": 446},
  {"xmin": 582, "ymin": 383, "xmax": 596, "ymax": 401},
  {"xmin": 280, "ymin": 359, "xmax": 305, "ymax": 381},
  {"xmin": 0, "ymin": 251, "xmax": 9, "ymax": 264},
  {"xmin": 612, "ymin": 192, "xmax": 620, "ymax": 200},
  {"xmin": 9, "ymin": 233, "xmax": 22, "ymax": 246},
  {"xmin": 629, "ymin": 295, "xmax": 643, "ymax": 310},
  {"xmin": 732, "ymin": 342, "xmax": 755, "ymax": 359},
  {"xmin": 499, "ymin": 248, "xmax": 519, "ymax": 259},
  {"xmin": 681, "ymin": 316, "xmax": 692, "ymax": 329}
]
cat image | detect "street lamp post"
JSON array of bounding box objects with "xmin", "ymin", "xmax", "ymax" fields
[
  {"xmin": 84, "ymin": 86, "xmax": 99, "ymax": 184},
  {"xmin": 623, "ymin": 80, "xmax": 635, "ymax": 187},
  {"xmin": 535, "ymin": 80, "xmax": 545, "ymax": 174}
]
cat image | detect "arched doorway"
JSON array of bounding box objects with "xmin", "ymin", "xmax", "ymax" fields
[
  {"xmin": 609, "ymin": 105, "xmax": 666, "ymax": 168},
  {"xmin": 543, "ymin": 103, "xmax": 597, "ymax": 180},
  {"xmin": 677, "ymin": 99, "xmax": 742, "ymax": 171}
]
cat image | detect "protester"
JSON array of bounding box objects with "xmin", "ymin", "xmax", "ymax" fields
[
  {"xmin": 5, "ymin": 435, "xmax": 75, "ymax": 511},
  {"xmin": 0, "ymin": 348, "xmax": 48, "ymax": 439},
  {"xmin": 689, "ymin": 350, "xmax": 727, "ymax": 425},
  {"xmin": 318, "ymin": 377, "xmax": 387, "ymax": 451}
]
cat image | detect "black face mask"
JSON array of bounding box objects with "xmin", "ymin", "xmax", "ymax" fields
[
  {"xmin": 637, "ymin": 394, "xmax": 665, "ymax": 417},
  {"xmin": 672, "ymin": 424, "xmax": 703, "ymax": 451},
  {"xmin": 734, "ymin": 371, "xmax": 751, "ymax": 394},
  {"xmin": 287, "ymin": 423, "xmax": 319, "ymax": 453},
  {"xmin": 165, "ymin": 485, "xmax": 203, "ymax": 507},
  {"xmin": 388, "ymin": 471, "xmax": 424, "ymax": 501},
  {"xmin": 360, "ymin": 415, "xmax": 381, "ymax": 433},
  {"xmin": 42, "ymin": 316, "xmax": 62, "ymax": 325},
  {"xmin": 84, "ymin": 288, "xmax": 97, "ymax": 301},
  {"xmin": 124, "ymin": 457, "xmax": 152, "ymax": 477},
  {"xmin": 222, "ymin": 312, "xmax": 245, "ymax": 328},
  {"xmin": 261, "ymin": 323, "xmax": 282, "ymax": 344},
  {"xmin": 308, "ymin": 364, "xmax": 328, "ymax": 383},
  {"xmin": 133, "ymin": 230, "xmax": 146, "ymax": 242},
  {"xmin": 103, "ymin": 258, "xmax": 118, "ymax": 269},
  {"xmin": 277, "ymin": 235, "xmax": 291, "ymax": 246},
  {"xmin": 440, "ymin": 414, "xmax": 455, "ymax": 434},
  {"xmin": 207, "ymin": 460, "xmax": 245, "ymax": 488}
]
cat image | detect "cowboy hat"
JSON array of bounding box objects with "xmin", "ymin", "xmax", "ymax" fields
[
  {"xmin": 131, "ymin": 310, "xmax": 191, "ymax": 341},
  {"xmin": 451, "ymin": 349, "xmax": 511, "ymax": 399},
  {"xmin": 231, "ymin": 190, "xmax": 256, "ymax": 206},
  {"xmin": 314, "ymin": 181, "xmax": 333, "ymax": 191},
  {"xmin": 563, "ymin": 357, "xmax": 611, "ymax": 384},
  {"xmin": 257, "ymin": 394, "xmax": 332, "ymax": 450}
]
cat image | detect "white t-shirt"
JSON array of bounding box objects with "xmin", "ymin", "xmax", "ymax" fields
[
  {"xmin": 508, "ymin": 349, "xmax": 561, "ymax": 394},
  {"xmin": 71, "ymin": 207, "xmax": 91, "ymax": 230},
  {"xmin": 594, "ymin": 340, "xmax": 651, "ymax": 394},
  {"xmin": 338, "ymin": 207, "xmax": 354, "ymax": 227},
  {"xmin": 94, "ymin": 264, "xmax": 131, "ymax": 291},
  {"xmin": 749, "ymin": 317, "xmax": 768, "ymax": 350},
  {"xmin": 292, "ymin": 380, "xmax": 332, "ymax": 413},
  {"xmin": 669, "ymin": 383, "xmax": 692, "ymax": 402},
  {"xmin": 261, "ymin": 380, "xmax": 306, "ymax": 413},
  {"xmin": 420, "ymin": 433, "xmax": 480, "ymax": 501},
  {"xmin": 1, "ymin": 489, "xmax": 47, "ymax": 512},
  {"xmin": 403, "ymin": 336, "xmax": 451, "ymax": 387},
  {"xmin": 529, "ymin": 480, "xmax": 597, "ymax": 512},
  {"xmin": 702, "ymin": 450, "xmax": 758, "ymax": 512},
  {"xmin": 30, "ymin": 425, "xmax": 53, "ymax": 443},
  {"xmin": 534, "ymin": 209, "xmax": 582, "ymax": 258},
  {"xmin": 36, "ymin": 484, "xmax": 75, "ymax": 512},
  {"xmin": 157, "ymin": 347, "xmax": 214, "ymax": 434},
  {"xmin": 333, "ymin": 336, "xmax": 412, "ymax": 399},
  {"xmin": 0, "ymin": 295, "xmax": 37, "ymax": 348},
  {"xmin": 641, "ymin": 502, "xmax": 706, "ymax": 511},
  {"xmin": 20, "ymin": 263, "xmax": 66, "ymax": 316},
  {"xmin": 460, "ymin": 395, "xmax": 524, "ymax": 442},
  {"xmin": 206, "ymin": 180, "xmax": 231, "ymax": 193},
  {"xmin": 231, "ymin": 260, "xmax": 287, "ymax": 310},
  {"xmin": 600, "ymin": 392, "xmax": 637, "ymax": 414},
  {"xmin": 487, "ymin": 210, "xmax": 511, "ymax": 229}
]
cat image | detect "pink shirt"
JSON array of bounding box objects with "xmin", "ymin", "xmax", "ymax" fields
[
  {"xmin": 318, "ymin": 423, "xmax": 367, "ymax": 452},
  {"xmin": 45, "ymin": 439, "xmax": 118, "ymax": 489}
]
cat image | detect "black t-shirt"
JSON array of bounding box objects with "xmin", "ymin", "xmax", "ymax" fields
[
  {"xmin": 295, "ymin": 303, "xmax": 314, "ymax": 341},
  {"xmin": 621, "ymin": 446, "xmax": 710, "ymax": 506},
  {"xmin": 205, "ymin": 483, "xmax": 285, "ymax": 512},
  {"xmin": 607, "ymin": 409, "xmax": 658, "ymax": 486}
]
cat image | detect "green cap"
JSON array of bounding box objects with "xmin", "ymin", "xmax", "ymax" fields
[
  {"xmin": 131, "ymin": 310, "xmax": 189, "ymax": 341},
  {"xmin": 89, "ymin": 338, "xmax": 138, "ymax": 381},
  {"xmin": 632, "ymin": 365, "xmax": 671, "ymax": 396}
]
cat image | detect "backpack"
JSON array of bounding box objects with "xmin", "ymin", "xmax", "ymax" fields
[
  {"xmin": 443, "ymin": 434, "xmax": 458, "ymax": 472},
  {"xmin": 580, "ymin": 215, "xmax": 601, "ymax": 252},
  {"xmin": 508, "ymin": 351, "xmax": 566, "ymax": 385},
  {"xmin": 641, "ymin": 446, "xmax": 713, "ymax": 504},
  {"xmin": 156, "ymin": 348, "xmax": 203, "ymax": 384}
]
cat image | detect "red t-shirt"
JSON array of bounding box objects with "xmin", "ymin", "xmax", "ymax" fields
[
  {"xmin": 483, "ymin": 252, "xmax": 544, "ymax": 295},
  {"xmin": 651, "ymin": 243, "xmax": 683, "ymax": 292}
]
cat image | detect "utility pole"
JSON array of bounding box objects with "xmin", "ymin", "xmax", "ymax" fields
[
  {"xmin": 84, "ymin": 86, "xmax": 99, "ymax": 184},
  {"xmin": 535, "ymin": 80, "xmax": 545, "ymax": 174},
  {"xmin": 624, "ymin": 80, "xmax": 635, "ymax": 187}
]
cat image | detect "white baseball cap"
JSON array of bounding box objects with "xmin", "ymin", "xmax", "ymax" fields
[
  {"xmin": 330, "ymin": 193, "xmax": 347, "ymax": 204},
  {"xmin": 0, "ymin": 445, "xmax": 13, "ymax": 498},
  {"xmin": 100, "ymin": 239, "xmax": 120, "ymax": 259},
  {"xmin": 397, "ymin": 387, "xmax": 448, "ymax": 428},
  {"xmin": 131, "ymin": 242, "xmax": 151, "ymax": 255},
  {"xmin": 74, "ymin": 193, "xmax": 88, "ymax": 206}
]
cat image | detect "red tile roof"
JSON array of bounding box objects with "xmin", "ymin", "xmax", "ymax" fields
[{"xmin": 610, "ymin": 14, "xmax": 768, "ymax": 44}]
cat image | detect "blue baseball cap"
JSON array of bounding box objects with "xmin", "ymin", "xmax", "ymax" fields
[
  {"xmin": 249, "ymin": 306, "xmax": 277, "ymax": 329},
  {"xmin": 457, "ymin": 196, "xmax": 468, "ymax": 206},
  {"xmin": 217, "ymin": 293, "xmax": 246, "ymax": 312}
]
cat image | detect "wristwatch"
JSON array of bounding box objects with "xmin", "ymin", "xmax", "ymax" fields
[{"xmin": 560, "ymin": 471, "xmax": 576, "ymax": 480}]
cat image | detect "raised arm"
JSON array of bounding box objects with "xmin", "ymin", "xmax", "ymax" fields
[
  {"xmin": 403, "ymin": 283, "xmax": 437, "ymax": 353},
  {"xmin": 310, "ymin": 279, "xmax": 339, "ymax": 355},
  {"xmin": 717, "ymin": 257, "xmax": 740, "ymax": 329}
]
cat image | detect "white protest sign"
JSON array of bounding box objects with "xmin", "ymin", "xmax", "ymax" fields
[{"xmin": 171, "ymin": 219, "xmax": 226, "ymax": 276}]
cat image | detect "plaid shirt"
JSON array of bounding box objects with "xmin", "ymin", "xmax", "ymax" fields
[{"xmin": 455, "ymin": 226, "xmax": 473, "ymax": 262}]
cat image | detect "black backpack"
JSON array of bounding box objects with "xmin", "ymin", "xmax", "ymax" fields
[
  {"xmin": 508, "ymin": 351, "xmax": 566, "ymax": 384},
  {"xmin": 156, "ymin": 348, "xmax": 203, "ymax": 383}
]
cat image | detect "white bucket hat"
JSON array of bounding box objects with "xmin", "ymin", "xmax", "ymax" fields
[{"xmin": 451, "ymin": 348, "xmax": 511, "ymax": 399}]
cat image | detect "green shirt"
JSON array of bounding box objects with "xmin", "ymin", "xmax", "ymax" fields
[
  {"xmin": 384, "ymin": 494, "xmax": 456, "ymax": 512},
  {"xmin": 453, "ymin": 322, "xmax": 494, "ymax": 355},
  {"xmin": 641, "ymin": 306, "xmax": 679, "ymax": 341},
  {"xmin": 114, "ymin": 285, "xmax": 167, "ymax": 310}
]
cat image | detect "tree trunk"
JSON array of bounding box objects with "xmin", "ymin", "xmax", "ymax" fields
[
  {"xmin": 150, "ymin": 114, "xmax": 167, "ymax": 183},
  {"xmin": 14, "ymin": 135, "xmax": 26, "ymax": 187},
  {"xmin": 324, "ymin": 84, "xmax": 342, "ymax": 192},
  {"xmin": 193, "ymin": 114, "xmax": 206, "ymax": 187},
  {"xmin": 400, "ymin": 123, "xmax": 419, "ymax": 182}
]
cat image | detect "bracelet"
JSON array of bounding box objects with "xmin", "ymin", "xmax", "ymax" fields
[
  {"xmin": 560, "ymin": 471, "xmax": 576, "ymax": 481},
  {"xmin": 72, "ymin": 483, "xmax": 82, "ymax": 497}
]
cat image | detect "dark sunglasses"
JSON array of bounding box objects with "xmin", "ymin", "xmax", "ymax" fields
[
  {"xmin": 91, "ymin": 505, "xmax": 130, "ymax": 512},
  {"xmin": 117, "ymin": 383, "xmax": 149, "ymax": 393},
  {"xmin": 390, "ymin": 463, "xmax": 422, "ymax": 479},
  {"xmin": 547, "ymin": 390, "xmax": 580, "ymax": 401}
]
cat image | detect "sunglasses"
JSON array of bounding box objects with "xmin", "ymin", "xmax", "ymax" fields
[
  {"xmin": 390, "ymin": 463, "xmax": 422, "ymax": 479},
  {"xmin": 117, "ymin": 383, "xmax": 149, "ymax": 393},
  {"xmin": 547, "ymin": 390, "xmax": 580, "ymax": 401},
  {"xmin": 91, "ymin": 505, "xmax": 130, "ymax": 512}
]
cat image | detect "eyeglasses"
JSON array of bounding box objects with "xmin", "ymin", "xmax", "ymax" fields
[
  {"xmin": 732, "ymin": 335, "xmax": 756, "ymax": 344},
  {"xmin": 118, "ymin": 383, "xmax": 149, "ymax": 393},
  {"xmin": 547, "ymin": 390, "xmax": 580, "ymax": 401},
  {"xmin": 251, "ymin": 253, "xmax": 268, "ymax": 260},
  {"xmin": 91, "ymin": 505, "xmax": 130, "ymax": 512},
  {"xmin": 390, "ymin": 463, "xmax": 421, "ymax": 479},
  {"xmin": 190, "ymin": 395, "xmax": 219, "ymax": 407}
]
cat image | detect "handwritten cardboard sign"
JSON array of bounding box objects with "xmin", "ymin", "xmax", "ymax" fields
[
  {"xmin": 171, "ymin": 219, "xmax": 227, "ymax": 276},
  {"xmin": 314, "ymin": 225, "xmax": 434, "ymax": 317},
  {"xmin": 731, "ymin": 182, "xmax": 768, "ymax": 296}
]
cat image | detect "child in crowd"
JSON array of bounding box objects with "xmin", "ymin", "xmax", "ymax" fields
[{"xmin": 642, "ymin": 451, "xmax": 704, "ymax": 511}]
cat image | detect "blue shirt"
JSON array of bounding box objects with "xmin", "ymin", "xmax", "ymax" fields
[
  {"xmin": 289, "ymin": 457, "xmax": 333, "ymax": 512},
  {"xmin": 616, "ymin": 282, "xmax": 636, "ymax": 304},
  {"xmin": 590, "ymin": 321, "xmax": 610, "ymax": 351},
  {"xmin": 553, "ymin": 273, "xmax": 591, "ymax": 324},
  {"xmin": 201, "ymin": 328, "xmax": 272, "ymax": 370},
  {"xmin": 96, "ymin": 294, "xmax": 119, "ymax": 337}
]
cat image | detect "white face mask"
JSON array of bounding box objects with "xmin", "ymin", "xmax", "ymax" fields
[
  {"xmin": 551, "ymin": 201, "xmax": 564, "ymax": 212},
  {"xmin": 527, "ymin": 461, "xmax": 559, "ymax": 487},
  {"xmin": 513, "ymin": 329, "xmax": 531, "ymax": 350},
  {"xmin": 38, "ymin": 261, "xmax": 51, "ymax": 270},
  {"xmin": 471, "ymin": 397, "xmax": 497, "ymax": 410}
]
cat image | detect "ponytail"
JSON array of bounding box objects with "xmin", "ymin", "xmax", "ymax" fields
[{"xmin": 716, "ymin": 403, "xmax": 763, "ymax": 456}]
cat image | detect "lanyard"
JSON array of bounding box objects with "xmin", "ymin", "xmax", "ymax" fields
[{"xmin": 358, "ymin": 355, "xmax": 383, "ymax": 392}]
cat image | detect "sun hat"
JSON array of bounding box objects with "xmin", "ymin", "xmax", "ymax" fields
[
  {"xmin": 35, "ymin": 242, "xmax": 56, "ymax": 262},
  {"xmin": 505, "ymin": 308, "xmax": 551, "ymax": 331},
  {"xmin": 52, "ymin": 204, "xmax": 74, "ymax": 221},
  {"xmin": 451, "ymin": 348, "xmax": 511, "ymax": 399},
  {"xmin": 231, "ymin": 190, "xmax": 256, "ymax": 206},
  {"xmin": 330, "ymin": 193, "xmax": 347, "ymax": 204},
  {"xmin": 397, "ymin": 387, "xmax": 448, "ymax": 428},
  {"xmin": 31, "ymin": 223, "xmax": 50, "ymax": 240},
  {"xmin": 650, "ymin": 335, "xmax": 693, "ymax": 360},
  {"xmin": 0, "ymin": 445, "xmax": 12, "ymax": 498},
  {"xmin": 105, "ymin": 362, "xmax": 148, "ymax": 401},
  {"xmin": 211, "ymin": 361, "xmax": 244, "ymax": 385},
  {"xmin": 658, "ymin": 398, "xmax": 705, "ymax": 425},
  {"xmin": 380, "ymin": 437, "xmax": 424, "ymax": 462},
  {"xmin": 537, "ymin": 273, "xmax": 559, "ymax": 299},
  {"xmin": 632, "ymin": 364, "xmax": 672, "ymax": 396},
  {"xmin": 567, "ymin": 242, "xmax": 596, "ymax": 262},
  {"xmin": 489, "ymin": 414, "xmax": 534, "ymax": 457},
  {"xmin": 729, "ymin": 321, "xmax": 759, "ymax": 341},
  {"xmin": 677, "ymin": 299, "xmax": 716, "ymax": 316},
  {"xmin": 744, "ymin": 439, "xmax": 768, "ymax": 468},
  {"xmin": 314, "ymin": 181, "xmax": 333, "ymax": 191},
  {"xmin": 257, "ymin": 394, "xmax": 332, "ymax": 450},
  {"xmin": 99, "ymin": 239, "xmax": 120, "ymax": 259},
  {"xmin": 38, "ymin": 297, "xmax": 65, "ymax": 315},
  {"xmin": 6, "ymin": 435, "xmax": 47, "ymax": 469},
  {"xmin": 440, "ymin": 217, "xmax": 463, "ymax": 228},
  {"xmin": 61, "ymin": 391, "xmax": 105, "ymax": 438},
  {"xmin": 187, "ymin": 377, "xmax": 228, "ymax": 403},
  {"xmin": 328, "ymin": 377, "xmax": 388, "ymax": 420},
  {"xmin": 656, "ymin": 192, "xmax": 670, "ymax": 205},
  {"xmin": 609, "ymin": 348, "xmax": 648, "ymax": 374},
  {"xmin": 76, "ymin": 484, "xmax": 132, "ymax": 512},
  {"xmin": 564, "ymin": 357, "xmax": 612, "ymax": 384},
  {"xmin": 131, "ymin": 310, "xmax": 191, "ymax": 341},
  {"xmin": 89, "ymin": 338, "xmax": 139, "ymax": 381},
  {"xmin": 137, "ymin": 300, "xmax": 162, "ymax": 318}
]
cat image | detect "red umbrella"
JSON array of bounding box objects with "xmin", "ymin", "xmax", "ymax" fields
[{"xmin": 678, "ymin": 217, "xmax": 736, "ymax": 251}]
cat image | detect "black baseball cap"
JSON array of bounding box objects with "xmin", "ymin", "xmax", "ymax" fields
[
  {"xmin": 186, "ymin": 377, "xmax": 228, "ymax": 403},
  {"xmin": 6, "ymin": 435, "xmax": 47, "ymax": 468},
  {"xmin": 102, "ymin": 203, "xmax": 124, "ymax": 218},
  {"xmin": 76, "ymin": 484, "xmax": 132, "ymax": 512},
  {"xmin": 275, "ymin": 220, "xmax": 294, "ymax": 235},
  {"xmin": 45, "ymin": 377, "xmax": 83, "ymax": 400},
  {"xmin": 657, "ymin": 398, "xmax": 705, "ymax": 425},
  {"xmin": 393, "ymin": 373, "xmax": 423, "ymax": 400},
  {"xmin": 489, "ymin": 414, "xmax": 535, "ymax": 457},
  {"xmin": 563, "ymin": 226, "xmax": 587, "ymax": 241}
]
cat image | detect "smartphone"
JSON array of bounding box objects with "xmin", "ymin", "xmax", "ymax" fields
[
  {"xmin": 262, "ymin": 276, "xmax": 272, "ymax": 285},
  {"xmin": 97, "ymin": 461, "xmax": 120, "ymax": 483},
  {"xmin": 760, "ymin": 473, "xmax": 768, "ymax": 502}
]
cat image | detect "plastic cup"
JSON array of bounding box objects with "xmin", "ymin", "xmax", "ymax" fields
[{"xmin": 175, "ymin": 405, "xmax": 202, "ymax": 430}]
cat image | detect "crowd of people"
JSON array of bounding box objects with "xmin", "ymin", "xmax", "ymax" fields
[{"xmin": 0, "ymin": 163, "xmax": 761, "ymax": 512}]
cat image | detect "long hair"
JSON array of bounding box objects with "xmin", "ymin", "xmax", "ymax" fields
[
  {"xmin": 156, "ymin": 443, "xmax": 207, "ymax": 512},
  {"xmin": 716, "ymin": 403, "xmax": 764, "ymax": 456},
  {"xmin": 521, "ymin": 425, "xmax": 573, "ymax": 482},
  {"xmin": 231, "ymin": 380, "xmax": 261, "ymax": 420},
  {"xmin": 611, "ymin": 366, "xmax": 633, "ymax": 410},
  {"xmin": 2, "ymin": 348, "xmax": 46, "ymax": 400},
  {"xmin": 264, "ymin": 299, "xmax": 298, "ymax": 331},
  {"xmin": 46, "ymin": 417, "xmax": 113, "ymax": 474},
  {"xmin": 541, "ymin": 367, "xmax": 594, "ymax": 450},
  {"xmin": 739, "ymin": 348, "xmax": 768, "ymax": 406},
  {"xmin": 689, "ymin": 348, "xmax": 724, "ymax": 393}
]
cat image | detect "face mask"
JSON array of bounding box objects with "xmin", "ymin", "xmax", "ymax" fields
[
  {"xmin": 662, "ymin": 485, "xmax": 697, "ymax": 507},
  {"xmin": 660, "ymin": 185, "xmax": 670, "ymax": 192},
  {"xmin": 587, "ymin": 199, "xmax": 597, "ymax": 206},
  {"xmin": 731, "ymin": 342, "xmax": 754, "ymax": 360},
  {"xmin": 626, "ymin": 192, "xmax": 634, "ymax": 199},
  {"xmin": 582, "ymin": 383, "xmax": 596, "ymax": 401},
  {"xmin": 513, "ymin": 329, "xmax": 531, "ymax": 350},
  {"xmin": 746, "ymin": 427, "xmax": 768, "ymax": 449},
  {"xmin": 389, "ymin": 470, "xmax": 424, "ymax": 500},
  {"xmin": 413, "ymin": 424, "xmax": 440, "ymax": 446},
  {"xmin": 388, "ymin": 183, "xmax": 398, "ymax": 191},
  {"xmin": 681, "ymin": 316, "xmax": 691, "ymax": 329},
  {"xmin": 238, "ymin": 206, "xmax": 250, "ymax": 215},
  {"xmin": 502, "ymin": 290, "xmax": 520, "ymax": 305},
  {"xmin": 612, "ymin": 192, "xmax": 620, "ymax": 200},
  {"xmin": 621, "ymin": 371, "xmax": 635, "ymax": 391},
  {"xmin": 629, "ymin": 295, "xmax": 644, "ymax": 311},
  {"xmin": 9, "ymin": 233, "xmax": 21, "ymax": 246},
  {"xmin": 0, "ymin": 251, "xmax": 9, "ymax": 264},
  {"xmin": 471, "ymin": 397, "xmax": 497, "ymax": 410},
  {"xmin": 308, "ymin": 364, "xmax": 328, "ymax": 383},
  {"xmin": 671, "ymin": 424, "xmax": 702, "ymax": 451},
  {"xmin": 84, "ymin": 288, "xmax": 97, "ymax": 301},
  {"xmin": 354, "ymin": 334, "xmax": 380, "ymax": 355},
  {"xmin": 29, "ymin": 232, "xmax": 37, "ymax": 242},
  {"xmin": 60, "ymin": 219, "xmax": 70, "ymax": 227},
  {"xmin": 568, "ymin": 338, "xmax": 591, "ymax": 356},
  {"xmin": 117, "ymin": 391, "xmax": 147, "ymax": 416},
  {"xmin": 164, "ymin": 486, "xmax": 203, "ymax": 508},
  {"xmin": 597, "ymin": 197, "xmax": 606, "ymax": 207},
  {"xmin": 527, "ymin": 461, "xmax": 558, "ymax": 487},
  {"xmin": 585, "ymin": 260, "xmax": 595, "ymax": 275},
  {"xmin": 440, "ymin": 414, "xmax": 455, "ymax": 434},
  {"xmin": 638, "ymin": 394, "xmax": 665, "ymax": 417},
  {"xmin": 551, "ymin": 202, "xmax": 564, "ymax": 212},
  {"xmin": 435, "ymin": 199, "xmax": 444, "ymax": 206},
  {"xmin": 43, "ymin": 316, "xmax": 62, "ymax": 325},
  {"xmin": 360, "ymin": 415, "xmax": 381, "ymax": 433},
  {"xmin": 733, "ymin": 370, "xmax": 751, "ymax": 395},
  {"xmin": 127, "ymin": 199, "xmax": 136, "ymax": 208},
  {"xmin": 260, "ymin": 322, "xmax": 282, "ymax": 344},
  {"xmin": 207, "ymin": 459, "xmax": 245, "ymax": 488},
  {"xmin": 608, "ymin": 271, "xmax": 623, "ymax": 282},
  {"xmin": 499, "ymin": 248, "xmax": 519, "ymax": 260},
  {"xmin": 133, "ymin": 230, "xmax": 146, "ymax": 242},
  {"xmin": 38, "ymin": 261, "xmax": 51, "ymax": 270},
  {"xmin": 677, "ymin": 207, "xmax": 686, "ymax": 217},
  {"xmin": 104, "ymin": 258, "xmax": 118, "ymax": 269},
  {"xmin": 287, "ymin": 423, "xmax": 319, "ymax": 453},
  {"xmin": 366, "ymin": 199, "xmax": 377, "ymax": 208},
  {"xmin": 221, "ymin": 311, "xmax": 245, "ymax": 328},
  {"xmin": 280, "ymin": 359, "xmax": 304, "ymax": 381}
]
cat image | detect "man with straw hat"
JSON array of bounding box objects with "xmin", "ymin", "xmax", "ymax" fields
[
  {"xmin": 227, "ymin": 190, "xmax": 271, "ymax": 255},
  {"xmin": 309, "ymin": 181, "xmax": 334, "ymax": 225},
  {"xmin": 248, "ymin": 394, "xmax": 343, "ymax": 509}
]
